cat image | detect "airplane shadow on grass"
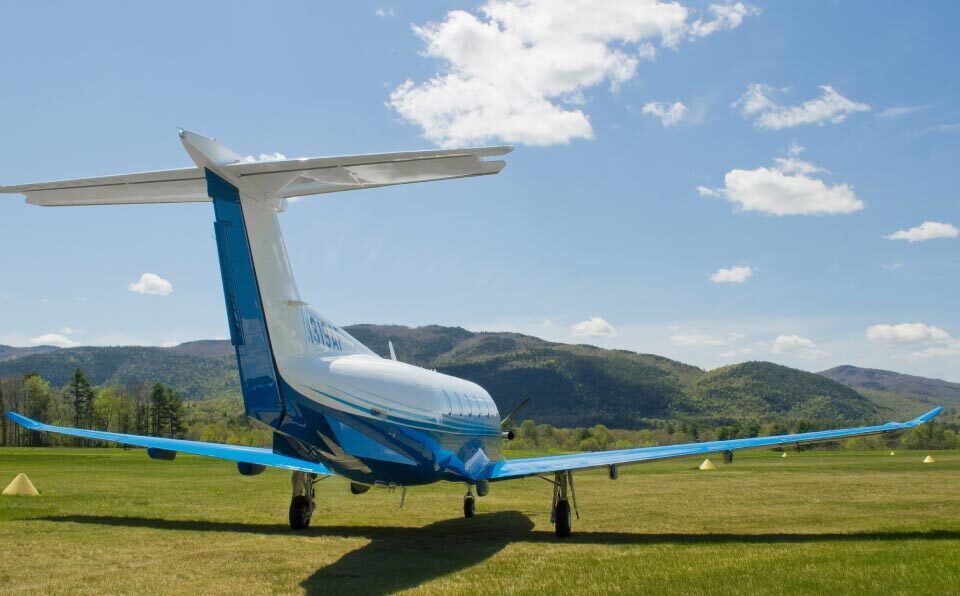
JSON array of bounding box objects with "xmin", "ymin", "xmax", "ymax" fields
[{"xmin": 42, "ymin": 513, "xmax": 960, "ymax": 596}]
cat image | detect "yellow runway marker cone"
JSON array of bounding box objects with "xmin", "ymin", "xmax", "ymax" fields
[
  {"xmin": 889, "ymin": 451, "xmax": 896, "ymax": 456},
  {"xmin": 781, "ymin": 452, "xmax": 788, "ymax": 458},
  {"xmin": 922, "ymin": 455, "xmax": 936, "ymax": 464},
  {"xmin": 2, "ymin": 473, "xmax": 39, "ymax": 496},
  {"xmin": 699, "ymin": 458, "xmax": 716, "ymax": 471}
]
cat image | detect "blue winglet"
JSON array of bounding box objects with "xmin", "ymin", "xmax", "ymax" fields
[
  {"xmin": 908, "ymin": 407, "xmax": 943, "ymax": 425},
  {"xmin": 6, "ymin": 411, "xmax": 42, "ymax": 430},
  {"xmin": 4, "ymin": 411, "xmax": 332, "ymax": 476}
]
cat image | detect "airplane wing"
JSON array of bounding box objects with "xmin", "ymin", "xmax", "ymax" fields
[
  {"xmin": 5, "ymin": 412, "xmax": 332, "ymax": 476},
  {"xmin": 0, "ymin": 145, "xmax": 511, "ymax": 206},
  {"xmin": 486, "ymin": 407, "xmax": 942, "ymax": 480}
]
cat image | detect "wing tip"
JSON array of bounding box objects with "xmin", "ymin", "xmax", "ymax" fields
[
  {"xmin": 5, "ymin": 411, "xmax": 43, "ymax": 430},
  {"xmin": 910, "ymin": 406, "xmax": 943, "ymax": 425}
]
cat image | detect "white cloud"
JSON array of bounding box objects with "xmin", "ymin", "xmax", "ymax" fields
[
  {"xmin": 240, "ymin": 152, "xmax": 287, "ymax": 163},
  {"xmin": 375, "ymin": 7, "xmax": 395, "ymax": 18},
  {"xmin": 772, "ymin": 334, "xmax": 828, "ymax": 358},
  {"xmin": 128, "ymin": 273, "xmax": 174, "ymax": 296},
  {"xmin": 866, "ymin": 323, "xmax": 952, "ymax": 344},
  {"xmin": 919, "ymin": 123, "xmax": 960, "ymax": 135},
  {"xmin": 877, "ymin": 104, "xmax": 931, "ymax": 118},
  {"xmin": 904, "ymin": 345, "xmax": 960, "ymax": 360},
  {"xmin": 642, "ymin": 101, "xmax": 688, "ymax": 126},
  {"xmin": 59, "ymin": 327, "xmax": 82, "ymax": 335},
  {"xmin": 687, "ymin": 2, "xmax": 760, "ymax": 37},
  {"xmin": 541, "ymin": 317, "xmax": 554, "ymax": 327},
  {"xmin": 571, "ymin": 316, "xmax": 617, "ymax": 337},
  {"xmin": 734, "ymin": 84, "xmax": 870, "ymax": 130},
  {"xmin": 389, "ymin": 1, "xmax": 758, "ymax": 147},
  {"xmin": 709, "ymin": 265, "xmax": 753, "ymax": 283},
  {"xmin": 881, "ymin": 263, "xmax": 903, "ymax": 271},
  {"xmin": 699, "ymin": 151, "xmax": 864, "ymax": 216},
  {"xmin": 885, "ymin": 221, "xmax": 958, "ymax": 243},
  {"xmin": 28, "ymin": 333, "xmax": 77, "ymax": 348},
  {"xmin": 671, "ymin": 331, "xmax": 745, "ymax": 346},
  {"xmin": 718, "ymin": 347, "xmax": 755, "ymax": 358}
]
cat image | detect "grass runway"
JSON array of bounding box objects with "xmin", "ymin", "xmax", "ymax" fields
[{"xmin": 1, "ymin": 447, "xmax": 959, "ymax": 594}]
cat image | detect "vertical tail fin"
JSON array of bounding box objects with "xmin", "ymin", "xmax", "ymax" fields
[{"xmin": 205, "ymin": 168, "xmax": 287, "ymax": 427}]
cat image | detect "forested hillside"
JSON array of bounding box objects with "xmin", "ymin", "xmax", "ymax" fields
[{"xmin": 2, "ymin": 326, "xmax": 951, "ymax": 429}]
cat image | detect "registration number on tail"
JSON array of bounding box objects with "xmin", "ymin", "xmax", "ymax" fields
[{"xmin": 307, "ymin": 316, "xmax": 343, "ymax": 351}]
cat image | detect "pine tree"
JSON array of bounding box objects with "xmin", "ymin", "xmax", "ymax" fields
[
  {"xmin": 150, "ymin": 383, "xmax": 166, "ymax": 436},
  {"xmin": 166, "ymin": 388, "xmax": 185, "ymax": 438},
  {"xmin": 22, "ymin": 374, "xmax": 51, "ymax": 446},
  {"xmin": 69, "ymin": 368, "xmax": 95, "ymax": 429}
]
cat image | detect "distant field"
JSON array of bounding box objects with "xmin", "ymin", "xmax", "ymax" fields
[{"xmin": 1, "ymin": 448, "xmax": 959, "ymax": 595}]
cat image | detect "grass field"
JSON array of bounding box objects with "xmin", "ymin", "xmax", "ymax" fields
[{"xmin": 1, "ymin": 447, "xmax": 959, "ymax": 595}]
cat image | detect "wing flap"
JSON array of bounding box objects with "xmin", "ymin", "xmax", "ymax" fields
[
  {"xmin": 5, "ymin": 411, "xmax": 332, "ymax": 475},
  {"xmin": 487, "ymin": 407, "xmax": 942, "ymax": 480}
]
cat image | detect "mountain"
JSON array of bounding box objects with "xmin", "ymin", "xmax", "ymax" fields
[
  {"xmin": 819, "ymin": 365, "xmax": 960, "ymax": 417},
  {"xmin": 2, "ymin": 326, "xmax": 934, "ymax": 428},
  {"xmin": 820, "ymin": 365, "xmax": 960, "ymax": 403},
  {"xmin": 0, "ymin": 345, "xmax": 238, "ymax": 401},
  {"xmin": 0, "ymin": 344, "xmax": 60, "ymax": 363},
  {"xmin": 687, "ymin": 362, "xmax": 876, "ymax": 422}
]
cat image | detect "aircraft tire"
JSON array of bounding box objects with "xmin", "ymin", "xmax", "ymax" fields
[
  {"xmin": 554, "ymin": 499, "xmax": 571, "ymax": 538},
  {"xmin": 463, "ymin": 495, "xmax": 476, "ymax": 518},
  {"xmin": 289, "ymin": 495, "xmax": 312, "ymax": 530}
]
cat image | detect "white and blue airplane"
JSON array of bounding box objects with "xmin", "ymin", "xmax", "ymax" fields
[{"xmin": 1, "ymin": 131, "xmax": 942, "ymax": 537}]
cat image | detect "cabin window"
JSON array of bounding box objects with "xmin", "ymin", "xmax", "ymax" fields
[
  {"xmin": 453, "ymin": 392, "xmax": 465, "ymax": 416},
  {"xmin": 442, "ymin": 390, "xmax": 453, "ymax": 415}
]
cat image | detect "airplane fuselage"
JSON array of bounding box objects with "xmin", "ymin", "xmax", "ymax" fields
[{"xmin": 273, "ymin": 349, "xmax": 505, "ymax": 487}]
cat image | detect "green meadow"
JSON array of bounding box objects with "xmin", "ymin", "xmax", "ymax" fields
[{"xmin": 1, "ymin": 447, "xmax": 958, "ymax": 595}]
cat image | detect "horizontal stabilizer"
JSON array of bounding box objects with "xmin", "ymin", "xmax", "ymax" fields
[
  {"xmin": 1, "ymin": 168, "xmax": 207, "ymax": 206},
  {"xmin": 1, "ymin": 136, "xmax": 512, "ymax": 206}
]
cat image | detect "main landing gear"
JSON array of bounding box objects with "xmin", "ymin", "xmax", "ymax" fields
[
  {"xmin": 550, "ymin": 470, "xmax": 579, "ymax": 538},
  {"xmin": 289, "ymin": 471, "xmax": 321, "ymax": 530}
]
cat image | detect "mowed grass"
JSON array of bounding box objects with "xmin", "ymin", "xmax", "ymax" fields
[{"xmin": 1, "ymin": 448, "xmax": 959, "ymax": 595}]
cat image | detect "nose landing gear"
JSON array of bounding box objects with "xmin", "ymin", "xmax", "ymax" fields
[{"xmin": 463, "ymin": 485, "xmax": 476, "ymax": 518}]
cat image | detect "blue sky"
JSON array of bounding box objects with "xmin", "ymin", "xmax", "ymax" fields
[{"xmin": 1, "ymin": 1, "xmax": 958, "ymax": 380}]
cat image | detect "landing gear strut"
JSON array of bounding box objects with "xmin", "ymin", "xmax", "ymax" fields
[
  {"xmin": 463, "ymin": 485, "xmax": 476, "ymax": 518},
  {"xmin": 550, "ymin": 470, "xmax": 579, "ymax": 538},
  {"xmin": 289, "ymin": 471, "xmax": 319, "ymax": 530}
]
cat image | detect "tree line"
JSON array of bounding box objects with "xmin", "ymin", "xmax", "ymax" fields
[
  {"xmin": 0, "ymin": 369, "xmax": 272, "ymax": 447},
  {"xmin": 0, "ymin": 369, "xmax": 185, "ymax": 447},
  {"xmin": 508, "ymin": 414, "xmax": 960, "ymax": 453}
]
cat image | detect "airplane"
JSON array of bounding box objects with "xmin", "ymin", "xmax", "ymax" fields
[{"xmin": 1, "ymin": 131, "xmax": 942, "ymax": 538}]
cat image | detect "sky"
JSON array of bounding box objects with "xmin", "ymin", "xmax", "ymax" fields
[{"xmin": 0, "ymin": 1, "xmax": 958, "ymax": 381}]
